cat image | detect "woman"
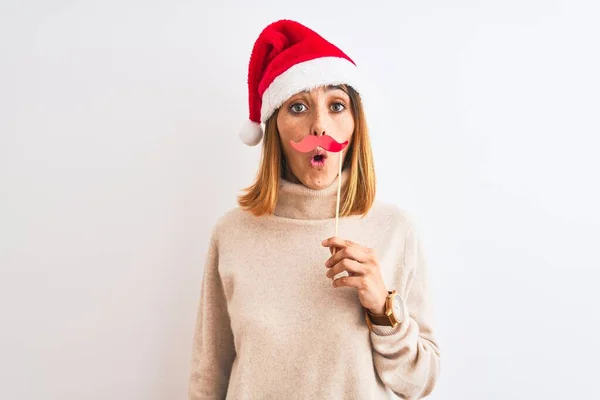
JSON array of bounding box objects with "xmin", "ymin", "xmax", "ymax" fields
[{"xmin": 188, "ymin": 19, "xmax": 440, "ymax": 399}]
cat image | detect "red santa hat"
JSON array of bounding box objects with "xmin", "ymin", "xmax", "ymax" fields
[{"xmin": 239, "ymin": 19, "xmax": 362, "ymax": 146}]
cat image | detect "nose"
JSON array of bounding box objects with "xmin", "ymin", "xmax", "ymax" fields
[
  {"xmin": 310, "ymin": 103, "xmax": 327, "ymax": 137},
  {"xmin": 311, "ymin": 116, "xmax": 326, "ymax": 137}
]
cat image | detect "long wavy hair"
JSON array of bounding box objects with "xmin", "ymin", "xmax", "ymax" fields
[{"xmin": 237, "ymin": 84, "xmax": 376, "ymax": 218}]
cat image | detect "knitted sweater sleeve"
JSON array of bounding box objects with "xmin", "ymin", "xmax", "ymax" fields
[
  {"xmin": 188, "ymin": 227, "xmax": 236, "ymax": 400},
  {"xmin": 368, "ymin": 218, "xmax": 441, "ymax": 399}
]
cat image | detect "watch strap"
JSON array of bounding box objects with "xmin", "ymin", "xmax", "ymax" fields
[
  {"xmin": 364, "ymin": 291, "xmax": 397, "ymax": 328},
  {"xmin": 366, "ymin": 308, "xmax": 394, "ymax": 326}
]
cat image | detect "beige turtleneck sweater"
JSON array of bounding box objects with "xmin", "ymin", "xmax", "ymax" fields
[{"xmin": 188, "ymin": 168, "xmax": 440, "ymax": 399}]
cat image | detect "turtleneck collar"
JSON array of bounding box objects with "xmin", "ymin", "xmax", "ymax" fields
[{"xmin": 273, "ymin": 168, "xmax": 351, "ymax": 220}]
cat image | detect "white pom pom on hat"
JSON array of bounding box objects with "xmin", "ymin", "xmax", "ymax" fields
[
  {"xmin": 239, "ymin": 120, "xmax": 264, "ymax": 147},
  {"xmin": 239, "ymin": 19, "xmax": 362, "ymax": 146}
]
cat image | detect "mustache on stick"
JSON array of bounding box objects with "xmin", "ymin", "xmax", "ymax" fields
[{"xmin": 290, "ymin": 134, "xmax": 349, "ymax": 153}]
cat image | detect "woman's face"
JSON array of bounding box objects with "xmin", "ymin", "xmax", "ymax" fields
[{"xmin": 277, "ymin": 85, "xmax": 354, "ymax": 190}]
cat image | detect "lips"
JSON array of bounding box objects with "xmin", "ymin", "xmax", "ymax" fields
[
  {"xmin": 310, "ymin": 156, "xmax": 325, "ymax": 167},
  {"xmin": 309, "ymin": 148, "xmax": 327, "ymax": 167},
  {"xmin": 309, "ymin": 148, "xmax": 328, "ymax": 160}
]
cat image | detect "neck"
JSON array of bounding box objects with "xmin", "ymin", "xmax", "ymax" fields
[{"xmin": 273, "ymin": 168, "xmax": 351, "ymax": 220}]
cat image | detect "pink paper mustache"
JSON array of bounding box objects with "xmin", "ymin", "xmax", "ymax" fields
[{"xmin": 289, "ymin": 135, "xmax": 349, "ymax": 153}]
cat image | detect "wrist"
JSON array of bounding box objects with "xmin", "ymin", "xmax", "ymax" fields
[
  {"xmin": 368, "ymin": 291, "xmax": 389, "ymax": 315},
  {"xmin": 368, "ymin": 306, "xmax": 385, "ymax": 315}
]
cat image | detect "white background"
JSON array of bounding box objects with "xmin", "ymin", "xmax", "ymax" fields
[{"xmin": 1, "ymin": 1, "xmax": 599, "ymax": 399}]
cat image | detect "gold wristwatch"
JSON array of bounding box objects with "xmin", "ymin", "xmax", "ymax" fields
[{"xmin": 364, "ymin": 290, "xmax": 405, "ymax": 331}]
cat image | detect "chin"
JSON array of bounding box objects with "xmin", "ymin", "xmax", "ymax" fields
[{"xmin": 301, "ymin": 170, "xmax": 336, "ymax": 190}]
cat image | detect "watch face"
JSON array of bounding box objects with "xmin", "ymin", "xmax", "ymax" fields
[{"xmin": 392, "ymin": 294, "xmax": 404, "ymax": 321}]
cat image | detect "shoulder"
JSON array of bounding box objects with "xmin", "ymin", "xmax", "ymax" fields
[
  {"xmin": 368, "ymin": 199, "xmax": 418, "ymax": 234},
  {"xmin": 208, "ymin": 206, "xmax": 258, "ymax": 243},
  {"xmin": 214, "ymin": 206, "xmax": 248, "ymax": 228}
]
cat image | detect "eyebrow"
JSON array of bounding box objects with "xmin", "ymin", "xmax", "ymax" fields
[
  {"xmin": 325, "ymin": 84, "xmax": 344, "ymax": 92},
  {"xmin": 300, "ymin": 84, "xmax": 344, "ymax": 93}
]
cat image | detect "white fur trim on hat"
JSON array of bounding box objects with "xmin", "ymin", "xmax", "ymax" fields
[
  {"xmin": 260, "ymin": 56, "xmax": 360, "ymax": 123},
  {"xmin": 239, "ymin": 119, "xmax": 264, "ymax": 146}
]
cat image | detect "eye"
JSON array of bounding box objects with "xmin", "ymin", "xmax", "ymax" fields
[
  {"xmin": 331, "ymin": 102, "xmax": 346, "ymax": 112},
  {"xmin": 290, "ymin": 103, "xmax": 307, "ymax": 114}
]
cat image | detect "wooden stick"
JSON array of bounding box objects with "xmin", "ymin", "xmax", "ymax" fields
[
  {"xmin": 335, "ymin": 148, "xmax": 342, "ymax": 236},
  {"xmin": 332, "ymin": 149, "xmax": 343, "ymax": 255}
]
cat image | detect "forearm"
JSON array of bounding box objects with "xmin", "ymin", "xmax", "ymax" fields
[
  {"xmin": 188, "ymin": 228, "xmax": 236, "ymax": 399},
  {"xmin": 370, "ymin": 315, "xmax": 440, "ymax": 399}
]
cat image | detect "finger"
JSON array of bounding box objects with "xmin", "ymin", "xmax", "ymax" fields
[
  {"xmin": 331, "ymin": 276, "xmax": 364, "ymax": 290},
  {"xmin": 326, "ymin": 258, "xmax": 365, "ymax": 279},
  {"xmin": 323, "ymin": 236, "xmax": 371, "ymax": 255},
  {"xmin": 323, "ymin": 236, "xmax": 352, "ymax": 256},
  {"xmin": 325, "ymin": 246, "xmax": 370, "ymax": 270},
  {"xmin": 323, "ymin": 237, "xmax": 365, "ymax": 258},
  {"xmin": 322, "ymin": 236, "xmax": 351, "ymax": 250}
]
